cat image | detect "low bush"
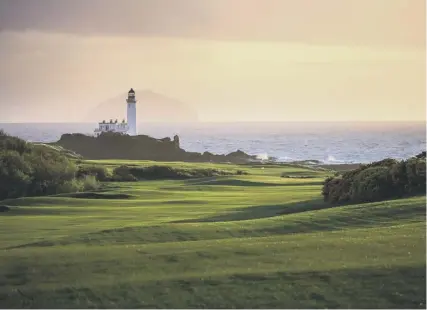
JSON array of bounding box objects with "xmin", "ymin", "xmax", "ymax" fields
[
  {"xmin": 111, "ymin": 165, "xmax": 243, "ymax": 181},
  {"xmin": 55, "ymin": 176, "xmax": 99, "ymax": 194},
  {"xmin": 0, "ymin": 131, "xmax": 101, "ymax": 200},
  {"xmin": 55, "ymin": 178, "xmax": 84, "ymax": 194},
  {"xmin": 111, "ymin": 165, "xmax": 137, "ymax": 182},
  {"xmin": 322, "ymin": 152, "xmax": 426, "ymax": 204},
  {"xmin": 281, "ymin": 173, "xmax": 316, "ymax": 179},
  {"xmin": 64, "ymin": 192, "xmax": 132, "ymax": 199},
  {"xmin": 348, "ymin": 166, "xmax": 394, "ymax": 203},
  {"xmin": 77, "ymin": 164, "xmax": 112, "ymax": 181},
  {"xmin": 81, "ymin": 175, "xmax": 101, "ymax": 191}
]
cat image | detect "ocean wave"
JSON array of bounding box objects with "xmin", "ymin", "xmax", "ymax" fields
[
  {"xmin": 256, "ymin": 153, "xmax": 270, "ymax": 161},
  {"xmin": 324, "ymin": 155, "xmax": 345, "ymax": 164}
]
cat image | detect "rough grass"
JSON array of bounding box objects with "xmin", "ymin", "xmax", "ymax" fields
[{"xmin": 0, "ymin": 161, "xmax": 425, "ymax": 308}]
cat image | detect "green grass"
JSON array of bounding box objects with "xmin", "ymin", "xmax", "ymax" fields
[{"xmin": 0, "ymin": 161, "xmax": 425, "ymax": 308}]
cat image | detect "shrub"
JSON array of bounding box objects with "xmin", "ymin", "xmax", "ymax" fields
[
  {"xmin": 81, "ymin": 175, "xmax": 100, "ymax": 191},
  {"xmin": 322, "ymin": 175, "xmax": 352, "ymax": 204},
  {"xmin": 130, "ymin": 166, "xmax": 236, "ymax": 180},
  {"xmin": 349, "ymin": 166, "xmax": 394, "ymax": 203},
  {"xmin": 55, "ymin": 178, "xmax": 84, "ymax": 194},
  {"xmin": 77, "ymin": 164, "xmax": 111, "ymax": 181},
  {"xmin": 0, "ymin": 132, "xmax": 101, "ymax": 200},
  {"xmin": 27, "ymin": 146, "xmax": 78, "ymax": 196},
  {"xmin": 54, "ymin": 176, "xmax": 99, "ymax": 194},
  {"xmin": 404, "ymin": 157, "xmax": 426, "ymax": 195},
  {"xmin": 0, "ymin": 150, "xmax": 34, "ymax": 199},
  {"xmin": 389, "ymin": 160, "xmax": 408, "ymax": 197},
  {"xmin": 322, "ymin": 155, "xmax": 426, "ymax": 205},
  {"xmin": 0, "ymin": 130, "xmax": 32, "ymax": 155},
  {"xmin": 129, "ymin": 166, "xmax": 180, "ymax": 179},
  {"xmin": 111, "ymin": 165, "xmax": 240, "ymax": 181},
  {"xmin": 112, "ymin": 165, "xmax": 137, "ymax": 182}
]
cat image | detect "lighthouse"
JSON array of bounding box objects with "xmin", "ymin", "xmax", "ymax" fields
[
  {"xmin": 93, "ymin": 88, "xmax": 138, "ymax": 137},
  {"xmin": 126, "ymin": 88, "xmax": 137, "ymax": 136}
]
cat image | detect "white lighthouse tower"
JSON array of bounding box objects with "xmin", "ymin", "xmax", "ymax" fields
[{"xmin": 126, "ymin": 88, "xmax": 137, "ymax": 136}]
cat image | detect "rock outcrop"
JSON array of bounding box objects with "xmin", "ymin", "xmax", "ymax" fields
[{"xmin": 52, "ymin": 132, "xmax": 257, "ymax": 164}]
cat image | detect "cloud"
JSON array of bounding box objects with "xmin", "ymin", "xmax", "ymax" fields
[{"xmin": 0, "ymin": 0, "xmax": 425, "ymax": 48}]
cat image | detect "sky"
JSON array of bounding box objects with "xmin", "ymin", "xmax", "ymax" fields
[{"xmin": 0, "ymin": 0, "xmax": 425, "ymax": 122}]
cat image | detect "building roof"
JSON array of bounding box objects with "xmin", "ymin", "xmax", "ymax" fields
[{"xmin": 128, "ymin": 88, "xmax": 135, "ymax": 94}]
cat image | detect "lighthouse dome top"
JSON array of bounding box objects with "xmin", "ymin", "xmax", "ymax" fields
[{"xmin": 128, "ymin": 88, "xmax": 135, "ymax": 94}]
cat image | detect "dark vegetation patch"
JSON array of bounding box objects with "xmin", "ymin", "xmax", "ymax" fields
[
  {"xmin": 110, "ymin": 165, "xmax": 247, "ymax": 181},
  {"xmin": 322, "ymin": 153, "xmax": 426, "ymax": 205},
  {"xmin": 6, "ymin": 240, "xmax": 56, "ymax": 250},
  {"xmin": 200, "ymin": 179, "xmax": 285, "ymax": 187},
  {"xmin": 61, "ymin": 192, "xmax": 134, "ymax": 199},
  {"xmin": 281, "ymin": 173, "xmax": 318, "ymax": 179},
  {"xmin": 76, "ymin": 165, "xmax": 111, "ymax": 181},
  {"xmin": 318, "ymin": 163, "xmax": 362, "ymax": 172},
  {"xmin": 181, "ymin": 178, "xmax": 322, "ymax": 187},
  {"xmin": 0, "ymin": 205, "xmax": 10, "ymax": 212},
  {"xmin": 163, "ymin": 200, "xmax": 206, "ymax": 205},
  {"xmin": 0, "ymin": 130, "xmax": 99, "ymax": 201}
]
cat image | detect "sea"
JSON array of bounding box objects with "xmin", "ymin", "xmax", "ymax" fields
[{"xmin": 0, "ymin": 122, "xmax": 425, "ymax": 164}]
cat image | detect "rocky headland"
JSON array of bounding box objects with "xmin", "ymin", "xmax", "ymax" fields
[{"xmin": 51, "ymin": 132, "xmax": 258, "ymax": 164}]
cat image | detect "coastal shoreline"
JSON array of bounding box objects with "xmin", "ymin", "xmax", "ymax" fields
[{"xmin": 35, "ymin": 132, "xmax": 413, "ymax": 172}]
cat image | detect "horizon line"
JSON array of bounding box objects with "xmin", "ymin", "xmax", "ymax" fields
[{"xmin": 0, "ymin": 120, "xmax": 425, "ymax": 124}]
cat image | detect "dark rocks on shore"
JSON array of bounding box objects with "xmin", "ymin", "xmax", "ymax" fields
[
  {"xmin": 52, "ymin": 132, "xmax": 258, "ymax": 164},
  {"xmin": 416, "ymin": 151, "xmax": 426, "ymax": 159},
  {"xmin": 173, "ymin": 135, "xmax": 180, "ymax": 148}
]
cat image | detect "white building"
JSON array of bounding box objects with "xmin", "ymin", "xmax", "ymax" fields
[
  {"xmin": 94, "ymin": 119, "xmax": 129, "ymax": 136},
  {"xmin": 94, "ymin": 88, "xmax": 138, "ymax": 137}
]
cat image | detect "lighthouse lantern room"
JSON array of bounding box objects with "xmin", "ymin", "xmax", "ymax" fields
[{"xmin": 94, "ymin": 88, "xmax": 138, "ymax": 137}]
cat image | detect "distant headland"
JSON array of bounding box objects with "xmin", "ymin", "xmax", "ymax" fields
[
  {"xmin": 51, "ymin": 132, "xmax": 259, "ymax": 164},
  {"xmin": 69, "ymin": 88, "xmax": 254, "ymax": 163}
]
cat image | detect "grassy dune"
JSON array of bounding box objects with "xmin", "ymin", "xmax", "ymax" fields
[{"xmin": 0, "ymin": 161, "xmax": 425, "ymax": 308}]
